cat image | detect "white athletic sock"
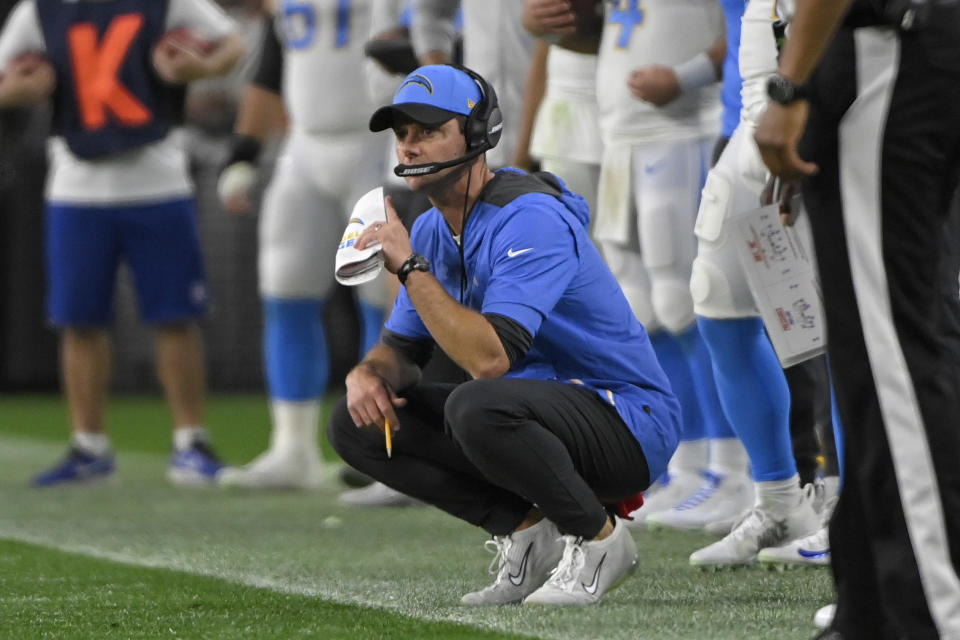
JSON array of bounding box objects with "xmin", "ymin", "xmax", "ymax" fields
[
  {"xmin": 668, "ymin": 439, "xmax": 708, "ymax": 475},
  {"xmin": 708, "ymin": 438, "xmax": 749, "ymax": 476},
  {"xmin": 755, "ymin": 474, "xmax": 802, "ymax": 516},
  {"xmin": 173, "ymin": 426, "xmax": 208, "ymax": 452},
  {"xmin": 72, "ymin": 432, "xmax": 111, "ymax": 456},
  {"xmin": 270, "ymin": 399, "xmax": 321, "ymax": 459},
  {"xmin": 820, "ymin": 475, "xmax": 841, "ymax": 507}
]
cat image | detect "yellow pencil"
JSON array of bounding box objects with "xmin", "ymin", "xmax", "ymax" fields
[{"xmin": 384, "ymin": 418, "xmax": 393, "ymax": 459}]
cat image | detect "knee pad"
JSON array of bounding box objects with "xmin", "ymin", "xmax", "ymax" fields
[
  {"xmin": 599, "ymin": 241, "xmax": 659, "ymax": 329},
  {"xmin": 691, "ymin": 256, "xmax": 757, "ymax": 319},
  {"xmin": 651, "ymin": 276, "xmax": 695, "ymax": 334},
  {"xmin": 621, "ymin": 284, "xmax": 658, "ymax": 330},
  {"xmin": 259, "ymin": 169, "xmax": 341, "ymax": 298}
]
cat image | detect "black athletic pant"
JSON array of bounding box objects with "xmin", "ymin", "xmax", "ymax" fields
[
  {"xmin": 785, "ymin": 354, "xmax": 839, "ymax": 483},
  {"xmin": 328, "ymin": 378, "xmax": 651, "ymax": 538},
  {"xmin": 801, "ymin": 23, "xmax": 960, "ymax": 640}
]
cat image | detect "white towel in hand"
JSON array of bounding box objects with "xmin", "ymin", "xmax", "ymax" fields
[{"xmin": 335, "ymin": 187, "xmax": 387, "ymax": 286}]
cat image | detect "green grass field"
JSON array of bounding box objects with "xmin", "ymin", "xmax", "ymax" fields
[{"xmin": 0, "ymin": 394, "xmax": 833, "ymax": 639}]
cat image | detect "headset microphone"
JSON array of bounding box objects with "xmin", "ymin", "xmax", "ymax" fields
[{"xmin": 393, "ymin": 145, "xmax": 489, "ymax": 177}]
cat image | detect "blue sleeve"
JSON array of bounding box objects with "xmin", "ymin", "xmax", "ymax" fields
[{"xmin": 481, "ymin": 202, "xmax": 579, "ymax": 337}]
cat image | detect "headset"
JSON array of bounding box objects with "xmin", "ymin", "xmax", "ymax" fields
[{"xmin": 394, "ymin": 65, "xmax": 503, "ymax": 177}]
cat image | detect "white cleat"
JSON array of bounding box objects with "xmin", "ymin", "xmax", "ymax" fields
[
  {"xmin": 689, "ymin": 485, "xmax": 820, "ymax": 568},
  {"xmin": 216, "ymin": 449, "xmax": 331, "ymax": 490},
  {"xmin": 460, "ymin": 519, "xmax": 565, "ymax": 606},
  {"xmin": 758, "ymin": 491, "xmax": 836, "ymax": 569},
  {"xmin": 757, "ymin": 525, "xmax": 830, "ymax": 569},
  {"xmin": 626, "ymin": 470, "xmax": 704, "ymax": 529},
  {"xmin": 647, "ymin": 471, "xmax": 754, "ymax": 532},
  {"xmin": 523, "ymin": 518, "xmax": 638, "ymax": 606},
  {"xmin": 338, "ymin": 481, "xmax": 421, "ymax": 507}
]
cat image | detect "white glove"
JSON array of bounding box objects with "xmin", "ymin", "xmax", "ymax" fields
[{"xmin": 217, "ymin": 161, "xmax": 257, "ymax": 213}]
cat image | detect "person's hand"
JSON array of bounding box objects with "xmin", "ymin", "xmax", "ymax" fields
[
  {"xmin": 760, "ymin": 176, "xmax": 803, "ymax": 226},
  {"xmin": 355, "ymin": 196, "xmax": 413, "ymax": 273},
  {"xmin": 152, "ymin": 38, "xmax": 212, "ymax": 84},
  {"xmin": 1, "ymin": 53, "xmax": 56, "ymax": 104},
  {"xmin": 628, "ymin": 65, "xmax": 681, "ymax": 107},
  {"xmin": 755, "ymin": 101, "xmax": 819, "ymax": 180},
  {"xmin": 344, "ymin": 362, "xmax": 407, "ymax": 432},
  {"xmin": 522, "ymin": 0, "xmax": 577, "ymax": 38}
]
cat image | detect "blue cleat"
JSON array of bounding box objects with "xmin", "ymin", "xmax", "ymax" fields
[
  {"xmin": 32, "ymin": 447, "xmax": 115, "ymax": 487},
  {"xmin": 167, "ymin": 441, "xmax": 226, "ymax": 487}
]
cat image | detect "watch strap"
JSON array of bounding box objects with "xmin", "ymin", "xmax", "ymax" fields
[{"xmin": 397, "ymin": 253, "xmax": 430, "ymax": 285}]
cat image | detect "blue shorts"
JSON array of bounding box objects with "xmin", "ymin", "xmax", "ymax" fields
[{"xmin": 46, "ymin": 198, "xmax": 208, "ymax": 327}]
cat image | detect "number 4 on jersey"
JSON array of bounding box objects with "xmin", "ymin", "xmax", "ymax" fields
[
  {"xmin": 69, "ymin": 14, "xmax": 151, "ymax": 130},
  {"xmin": 608, "ymin": 0, "xmax": 644, "ymax": 48}
]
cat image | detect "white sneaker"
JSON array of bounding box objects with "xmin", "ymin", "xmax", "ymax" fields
[
  {"xmin": 626, "ymin": 470, "xmax": 703, "ymax": 529},
  {"xmin": 338, "ymin": 481, "xmax": 421, "ymax": 507},
  {"xmin": 647, "ymin": 471, "xmax": 754, "ymax": 532},
  {"xmin": 216, "ymin": 449, "xmax": 330, "ymax": 490},
  {"xmin": 814, "ymin": 603, "xmax": 836, "ymax": 629},
  {"xmin": 757, "ymin": 525, "xmax": 830, "ymax": 569},
  {"xmin": 689, "ymin": 485, "xmax": 819, "ymax": 568},
  {"xmin": 460, "ymin": 519, "xmax": 565, "ymax": 606},
  {"xmin": 523, "ymin": 518, "xmax": 638, "ymax": 606},
  {"xmin": 758, "ymin": 493, "xmax": 836, "ymax": 569}
]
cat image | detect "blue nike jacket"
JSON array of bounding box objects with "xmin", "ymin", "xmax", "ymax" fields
[{"xmin": 385, "ymin": 169, "xmax": 682, "ymax": 480}]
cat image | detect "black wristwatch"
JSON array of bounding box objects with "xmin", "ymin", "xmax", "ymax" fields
[
  {"xmin": 766, "ymin": 74, "xmax": 809, "ymax": 105},
  {"xmin": 397, "ymin": 253, "xmax": 430, "ymax": 285}
]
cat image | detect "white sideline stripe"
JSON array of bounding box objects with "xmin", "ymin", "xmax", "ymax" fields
[
  {"xmin": 841, "ymin": 28, "xmax": 960, "ymax": 636},
  {"xmin": 0, "ymin": 530, "xmax": 540, "ymax": 640}
]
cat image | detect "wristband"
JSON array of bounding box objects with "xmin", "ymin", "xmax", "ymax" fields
[
  {"xmin": 397, "ymin": 253, "xmax": 430, "ymax": 285},
  {"xmin": 225, "ymin": 134, "xmax": 262, "ymax": 167},
  {"xmin": 672, "ymin": 52, "xmax": 717, "ymax": 93}
]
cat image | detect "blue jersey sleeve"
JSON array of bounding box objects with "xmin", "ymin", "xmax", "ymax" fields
[{"xmin": 481, "ymin": 202, "xmax": 580, "ymax": 337}]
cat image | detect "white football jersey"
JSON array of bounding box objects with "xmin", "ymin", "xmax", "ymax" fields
[
  {"xmin": 459, "ymin": 0, "xmax": 534, "ymax": 168},
  {"xmin": 276, "ymin": 0, "xmax": 378, "ymax": 135},
  {"xmin": 596, "ymin": 0, "xmax": 723, "ymax": 143},
  {"xmin": 410, "ymin": 0, "xmax": 535, "ymax": 168},
  {"xmin": 0, "ymin": 0, "xmax": 236, "ymax": 204}
]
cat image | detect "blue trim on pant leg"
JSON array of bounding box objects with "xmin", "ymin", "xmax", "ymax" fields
[
  {"xmin": 649, "ymin": 330, "xmax": 705, "ymax": 441},
  {"xmin": 697, "ymin": 316, "xmax": 795, "ymax": 482},
  {"xmin": 356, "ymin": 299, "xmax": 385, "ymax": 358},
  {"xmin": 263, "ymin": 297, "xmax": 327, "ymax": 401},
  {"xmin": 674, "ymin": 323, "xmax": 736, "ymax": 440},
  {"xmin": 828, "ymin": 368, "xmax": 845, "ymax": 484}
]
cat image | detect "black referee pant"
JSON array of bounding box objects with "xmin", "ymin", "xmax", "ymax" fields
[
  {"xmin": 801, "ymin": 23, "xmax": 960, "ymax": 640},
  {"xmin": 328, "ymin": 378, "xmax": 650, "ymax": 539}
]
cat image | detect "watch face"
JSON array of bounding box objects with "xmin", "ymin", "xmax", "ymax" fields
[
  {"xmin": 768, "ymin": 74, "xmax": 809, "ymax": 105},
  {"xmin": 768, "ymin": 75, "xmax": 794, "ymax": 104}
]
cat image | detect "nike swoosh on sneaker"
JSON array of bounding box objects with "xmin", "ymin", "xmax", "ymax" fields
[
  {"xmin": 507, "ymin": 248, "xmax": 533, "ymax": 258},
  {"xmin": 798, "ymin": 548, "xmax": 830, "ymax": 559},
  {"xmin": 582, "ymin": 552, "xmax": 606, "ymax": 595},
  {"xmin": 508, "ymin": 543, "xmax": 533, "ymax": 586}
]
